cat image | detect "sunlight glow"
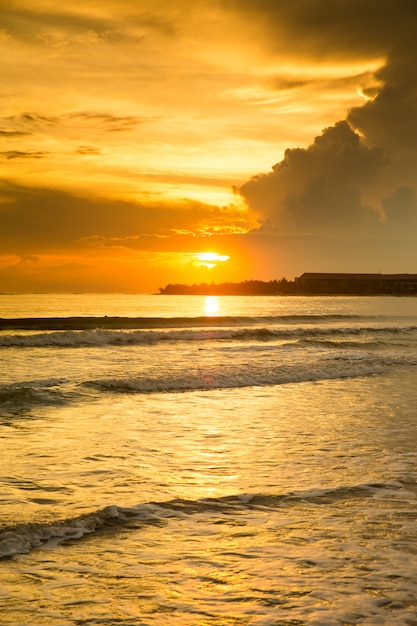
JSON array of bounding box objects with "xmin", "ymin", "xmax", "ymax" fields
[
  {"xmin": 195, "ymin": 251, "xmax": 230, "ymax": 269},
  {"xmin": 356, "ymin": 87, "xmax": 378, "ymax": 102}
]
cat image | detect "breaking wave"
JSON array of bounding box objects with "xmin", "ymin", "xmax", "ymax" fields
[
  {"xmin": 1, "ymin": 322, "xmax": 417, "ymax": 348},
  {"xmin": 82, "ymin": 360, "xmax": 387, "ymax": 394},
  {"xmin": 1, "ymin": 353, "xmax": 416, "ymax": 413},
  {"xmin": 0, "ymin": 380, "xmax": 70, "ymax": 412},
  {"xmin": 0, "ymin": 481, "xmax": 409, "ymax": 559}
]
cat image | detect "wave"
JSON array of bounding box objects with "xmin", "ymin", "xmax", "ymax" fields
[
  {"xmin": 1, "ymin": 323, "xmax": 417, "ymax": 348},
  {"xmin": 0, "ymin": 481, "xmax": 408, "ymax": 559},
  {"xmin": 0, "ymin": 313, "xmax": 393, "ymax": 332},
  {"xmin": 83, "ymin": 354, "xmax": 417, "ymax": 395},
  {"xmin": 2, "ymin": 352, "xmax": 416, "ymax": 412},
  {"xmin": 0, "ymin": 380, "xmax": 69, "ymax": 412}
]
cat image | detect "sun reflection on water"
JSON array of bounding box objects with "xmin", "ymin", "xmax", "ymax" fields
[{"xmin": 204, "ymin": 296, "xmax": 220, "ymax": 316}]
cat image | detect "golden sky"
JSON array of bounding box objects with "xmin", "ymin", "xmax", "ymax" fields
[{"xmin": 1, "ymin": 0, "xmax": 417, "ymax": 292}]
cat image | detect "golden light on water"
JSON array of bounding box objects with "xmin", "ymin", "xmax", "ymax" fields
[{"xmin": 204, "ymin": 296, "xmax": 220, "ymax": 316}]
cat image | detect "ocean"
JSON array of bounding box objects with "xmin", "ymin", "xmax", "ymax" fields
[{"xmin": 1, "ymin": 293, "xmax": 417, "ymax": 625}]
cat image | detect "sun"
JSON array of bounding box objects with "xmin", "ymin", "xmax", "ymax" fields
[{"xmin": 195, "ymin": 251, "xmax": 230, "ymax": 268}]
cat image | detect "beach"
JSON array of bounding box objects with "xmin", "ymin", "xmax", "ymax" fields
[{"xmin": 1, "ymin": 294, "xmax": 417, "ymax": 625}]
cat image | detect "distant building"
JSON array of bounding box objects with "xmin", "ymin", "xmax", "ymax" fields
[{"xmin": 295, "ymin": 273, "xmax": 417, "ymax": 294}]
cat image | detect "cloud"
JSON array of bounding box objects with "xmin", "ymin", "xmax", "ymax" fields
[
  {"xmin": 0, "ymin": 150, "xmax": 49, "ymax": 160},
  {"xmin": 0, "ymin": 1, "xmax": 180, "ymax": 48},
  {"xmin": 4, "ymin": 111, "xmax": 149, "ymax": 133},
  {"xmin": 0, "ymin": 180, "xmax": 251, "ymax": 254},
  {"xmin": 0, "ymin": 129, "xmax": 30, "ymax": 137},
  {"xmin": 7, "ymin": 112, "xmax": 60, "ymax": 126},
  {"xmin": 66, "ymin": 111, "xmax": 146, "ymax": 132},
  {"xmin": 381, "ymin": 186, "xmax": 417, "ymax": 232},
  {"xmin": 74, "ymin": 146, "xmax": 102, "ymax": 156},
  {"xmin": 237, "ymin": 104, "xmax": 417, "ymax": 272},
  {"xmin": 232, "ymin": 0, "xmax": 417, "ymax": 274},
  {"xmin": 239, "ymin": 121, "xmax": 387, "ymax": 234},
  {"xmin": 0, "ymin": 2, "xmax": 116, "ymax": 43},
  {"xmin": 222, "ymin": 0, "xmax": 417, "ymax": 60}
]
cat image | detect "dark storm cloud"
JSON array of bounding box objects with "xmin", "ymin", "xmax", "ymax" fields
[
  {"xmin": 348, "ymin": 83, "xmax": 417, "ymax": 180},
  {"xmin": 223, "ymin": 0, "xmax": 417, "ymax": 58},
  {"xmin": 239, "ymin": 121, "xmax": 386, "ymax": 233},
  {"xmin": 236, "ymin": 0, "xmax": 417, "ymax": 263},
  {"xmin": 381, "ymin": 187, "xmax": 417, "ymax": 231}
]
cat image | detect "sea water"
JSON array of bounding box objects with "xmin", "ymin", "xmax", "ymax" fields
[{"xmin": 1, "ymin": 294, "xmax": 417, "ymax": 625}]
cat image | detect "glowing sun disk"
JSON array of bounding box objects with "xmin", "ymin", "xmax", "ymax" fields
[{"xmin": 196, "ymin": 252, "xmax": 230, "ymax": 263}]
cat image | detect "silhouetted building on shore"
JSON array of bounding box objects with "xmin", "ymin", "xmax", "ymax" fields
[{"xmin": 295, "ymin": 273, "xmax": 417, "ymax": 295}]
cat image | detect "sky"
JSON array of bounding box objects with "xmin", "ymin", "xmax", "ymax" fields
[{"xmin": 1, "ymin": 0, "xmax": 417, "ymax": 293}]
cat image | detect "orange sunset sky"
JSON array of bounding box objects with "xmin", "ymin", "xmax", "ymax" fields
[{"xmin": 1, "ymin": 0, "xmax": 417, "ymax": 292}]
